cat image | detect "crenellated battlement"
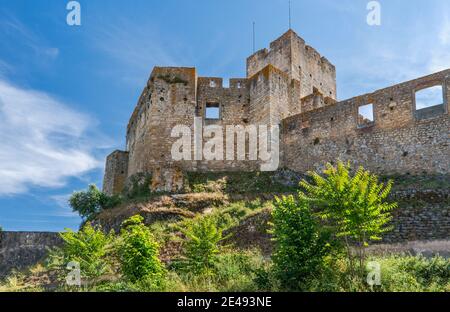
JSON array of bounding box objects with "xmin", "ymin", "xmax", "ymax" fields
[{"xmin": 197, "ymin": 77, "xmax": 249, "ymax": 90}]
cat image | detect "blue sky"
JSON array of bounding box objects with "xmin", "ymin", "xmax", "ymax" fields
[{"xmin": 0, "ymin": 0, "xmax": 449, "ymax": 231}]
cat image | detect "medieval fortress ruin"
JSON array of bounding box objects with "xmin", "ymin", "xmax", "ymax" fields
[
  {"xmin": 3, "ymin": 29, "xmax": 449, "ymax": 280},
  {"xmin": 103, "ymin": 29, "xmax": 450, "ymax": 195}
]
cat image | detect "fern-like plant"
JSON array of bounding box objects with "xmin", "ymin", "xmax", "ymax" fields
[
  {"xmin": 299, "ymin": 161, "xmax": 397, "ymax": 276},
  {"xmin": 117, "ymin": 215, "xmax": 165, "ymax": 283},
  {"xmin": 270, "ymin": 195, "xmax": 333, "ymax": 290},
  {"xmin": 180, "ymin": 215, "xmax": 228, "ymax": 275},
  {"xmin": 47, "ymin": 223, "xmax": 114, "ymax": 284}
]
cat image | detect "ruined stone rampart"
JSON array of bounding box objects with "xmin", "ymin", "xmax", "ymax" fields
[
  {"xmin": 103, "ymin": 150, "xmax": 129, "ymax": 196},
  {"xmin": 0, "ymin": 232, "xmax": 62, "ymax": 279},
  {"xmin": 282, "ymin": 69, "xmax": 450, "ymax": 175}
]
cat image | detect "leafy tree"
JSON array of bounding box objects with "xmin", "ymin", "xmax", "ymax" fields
[
  {"xmin": 270, "ymin": 195, "xmax": 333, "ymax": 290},
  {"xmin": 299, "ymin": 161, "xmax": 397, "ymax": 276},
  {"xmin": 69, "ymin": 184, "xmax": 121, "ymax": 220},
  {"xmin": 48, "ymin": 223, "xmax": 113, "ymax": 282},
  {"xmin": 117, "ymin": 215, "xmax": 165, "ymax": 283},
  {"xmin": 180, "ymin": 215, "xmax": 228, "ymax": 275}
]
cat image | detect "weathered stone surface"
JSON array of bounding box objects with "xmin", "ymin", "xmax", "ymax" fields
[
  {"xmin": 150, "ymin": 167, "xmax": 184, "ymax": 193},
  {"xmin": 103, "ymin": 150, "xmax": 129, "ymax": 196},
  {"xmin": 282, "ymin": 69, "xmax": 450, "ymax": 175},
  {"xmin": 0, "ymin": 232, "xmax": 62, "ymax": 279},
  {"xmin": 247, "ymin": 29, "xmax": 336, "ymax": 100},
  {"xmin": 383, "ymin": 190, "xmax": 450, "ymax": 243}
]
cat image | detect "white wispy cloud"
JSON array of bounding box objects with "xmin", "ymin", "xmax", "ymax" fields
[
  {"xmin": 0, "ymin": 79, "xmax": 104, "ymax": 195},
  {"xmin": 0, "ymin": 13, "xmax": 59, "ymax": 62}
]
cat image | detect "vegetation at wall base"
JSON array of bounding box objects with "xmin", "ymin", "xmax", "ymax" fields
[
  {"xmin": 298, "ymin": 162, "xmax": 398, "ymax": 279},
  {"xmin": 1, "ymin": 163, "xmax": 449, "ymax": 292}
]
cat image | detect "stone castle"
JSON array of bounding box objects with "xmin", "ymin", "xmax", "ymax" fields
[{"xmin": 103, "ymin": 29, "xmax": 450, "ymax": 195}]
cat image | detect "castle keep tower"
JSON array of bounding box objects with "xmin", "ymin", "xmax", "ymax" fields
[
  {"xmin": 247, "ymin": 29, "xmax": 336, "ymax": 100},
  {"xmin": 245, "ymin": 30, "xmax": 337, "ymax": 126}
]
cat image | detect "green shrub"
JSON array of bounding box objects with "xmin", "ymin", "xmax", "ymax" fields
[
  {"xmin": 210, "ymin": 201, "xmax": 254, "ymax": 230},
  {"xmin": 203, "ymin": 200, "xmax": 273, "ymax": 233},
  {"xmin": 69, "ymin": 184, "xmax": 121, "ymax": 220},
  {"xmin": 185, "ymin": 171, "xmax": 297, "ymax": 194},
  {"xmin": 117, "ymin": 215, "xmax": 165, "ymax": 284},
  {"xmin": 299, "ymin": 162, "xmax": 397, "ymax": 276},
  {"xmin": 179, "ymin": 215, "xmax": 228, "ymax": 275},
  {"xmin": 47, "ymin": 223, "xmax": 113, "ymax": 281},
  {"xmin": 270, "ymin": 195, "xmax": 334, "ymax": 290}
]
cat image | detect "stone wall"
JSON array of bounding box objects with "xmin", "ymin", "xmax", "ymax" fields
[
  {"xmin": 192, "ymin": 76, "xmax": 258, "ymax": 172},
  {"xmin": 282, "ymin": 69, "xmax": 450, "ymax": 175},
  {"xmin": 385, "ymin": 207, "xmax": 449, "ymax": 242},
  {"xmin": 225, "ymin": 187, "xmax": 450, "ymax": 254},
  {"xmin": 125, "ymin": 67, "xmax": 198, "ymax": 177},
  {"xmin": 383, "ymin": 190, "xmax": 450, "ymax": 243},
  {"xmin": 0, "ymin": 232, "xmax": 62, "ymax": 279},
  {"xmin": 103, "ymin": 150, "xmax": 129, "ymax": 196},
  {"xmin": 122, "ymin": 67, "xmax": 257, "ymax": 175},
  {"xmin": 249, "ymin": 64, "xmax": 293, "ymax": 125},
  {"xmin": 115, "ymin": 66, "xmax": 290, "ymax": 185}
]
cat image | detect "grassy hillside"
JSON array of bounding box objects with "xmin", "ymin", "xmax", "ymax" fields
[{"xmin": 1, "ymin": 170, "xmax": 449, "ymax": 292}]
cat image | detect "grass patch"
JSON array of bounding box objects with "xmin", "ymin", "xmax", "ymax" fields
[{"xmin": 185, "ymin": 171, "xmax": 299, "ymax": 195}]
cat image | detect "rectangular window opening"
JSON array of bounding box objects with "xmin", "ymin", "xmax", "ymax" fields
[
  {"xmin": 415, "ymin": 85, "xmax": 444, "ymax": 110},
  {"xmin": 358, "ymin": 103, "xmax": 374, "ymax": 128},
  {"xmin": 205, "ymin": 103, "xmax": 220, "ymax": 120},
  {"xmin": 414, "ymin": 85, "xmax": 445, "ymax": 120}
]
